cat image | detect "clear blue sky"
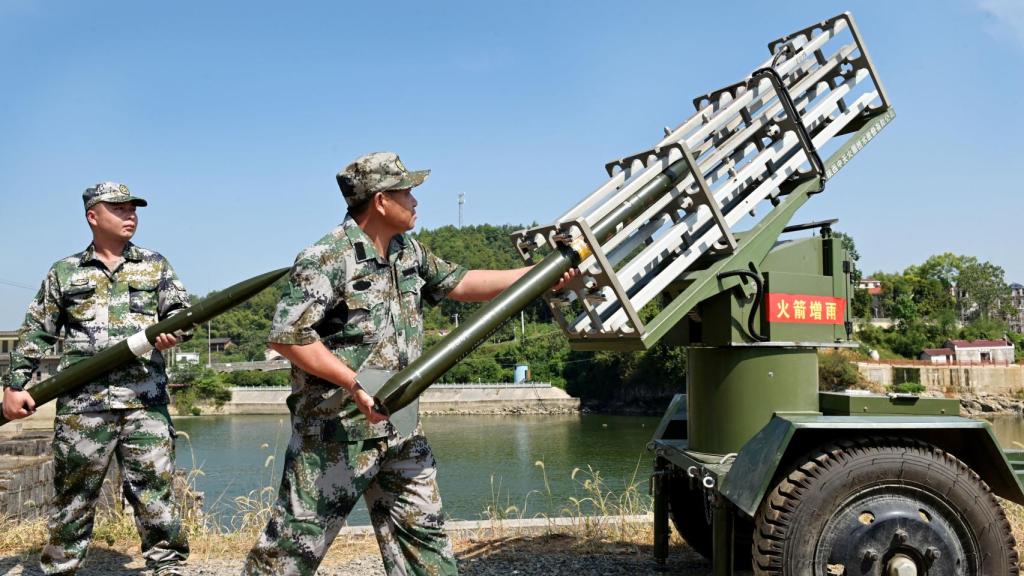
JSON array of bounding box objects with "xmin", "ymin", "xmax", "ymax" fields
[{"xmin": 1, "ymin": 1, "xmax": 1021, "ymax": 327}]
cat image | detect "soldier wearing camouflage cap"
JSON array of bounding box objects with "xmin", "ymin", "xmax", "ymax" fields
[
  {"xmin": 243, "ymin": 152, "xmax": 572, "ymax": 576},
  {"xmin": 3, "ymin": 182, "xmax": 191, "ymax": 576}
]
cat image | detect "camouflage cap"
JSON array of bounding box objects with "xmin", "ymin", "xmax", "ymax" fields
[
  {"xmin": 82, "ymin": 182, "xmax": 148, "ymax": 211},
  {"xmin": 336, "ymin": 151, "xmax": 430, "ymax": 207}
]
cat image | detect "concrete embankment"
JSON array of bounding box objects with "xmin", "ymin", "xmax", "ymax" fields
[
  {"xmin": 211, "ymin": 384, "xmax": 580, "ymax": 416},
  {"xmin": 856, "ymin": 362, "xmax": 1024, "ymax": 395},
  {"xmin": 856, "ymin": 362, "xmax": 1024, "ymax": 415}
]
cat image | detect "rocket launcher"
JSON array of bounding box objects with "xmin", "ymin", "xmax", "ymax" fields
[{"xmin": 375, "ymin": 12, "xmax": 893, "ymax": 415}]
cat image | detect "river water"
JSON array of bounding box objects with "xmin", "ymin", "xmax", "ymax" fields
[
  {"xmin": 174, "ymin": 413, "xmax": 660, "ymax": 527},
  {"xmin": 175, "ymin": 413, "xmax": 1024, "ymax": 527}
]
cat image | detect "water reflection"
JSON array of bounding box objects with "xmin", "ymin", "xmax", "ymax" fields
[
  {"xmin": 174, "ymin": 412, "xmax": 1024, "ymax": 526},
  {"xmin": 983, "ymin": 414, "xmax": 1024, "ymax": 448},
  {"xmin": 174, "ymin": 414, "xmax": 658, "ymax": 526}
]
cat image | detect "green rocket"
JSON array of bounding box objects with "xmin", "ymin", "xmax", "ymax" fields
[{"xmin": 0, "ymin": 268, "xmax": 288, "ymax": 427}]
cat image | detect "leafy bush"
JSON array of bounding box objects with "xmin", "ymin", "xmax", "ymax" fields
[
  {"xmin": 170, "ymin": 364, "xmax": 233, "ymax": 415},
  {"xmin": 889, "ymin": 382, "xmax": 925, "ymax": 394},
  {"xmin": 222, "ymin": 370, "xmax": 290, "ymax": 388},
  {"xmin": 818, "ymin": 351, "xmax": 863, "ymax": 391}
]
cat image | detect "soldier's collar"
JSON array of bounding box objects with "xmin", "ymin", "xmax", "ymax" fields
[
  {"xmin": 122, "ymin": 242, "xmax": 142, "ymax": 262},
  {"xmin": 342, "ymin": 216, "xmax": 384, "ymax": 264},
  {"xmin": 81, "ymin": 243, "xmax": 98, "ymax": 264},
  {"xmin": 342, "ymin": 216, "xmax": 410, "ymax": 264},
  {"xmin": 81, "ymin": 242, "xmax": 142, "ymax": 265}
]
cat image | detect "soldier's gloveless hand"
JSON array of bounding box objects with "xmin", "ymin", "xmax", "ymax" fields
[
  {"xmin": 353, "ymin": 387, "xmax": 388, "ymax": 424},
  {"xmin": 2, "ymin": 388, "xmax": 36, "ymax": 420},
  {"xmin": 154, "ymin": 333, "xmax": 178, "ymax": 351}
]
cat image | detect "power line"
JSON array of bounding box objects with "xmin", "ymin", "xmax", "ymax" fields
[{"xmin": 0, "ymin": 279, "xmax": 34, "ymax": 291}]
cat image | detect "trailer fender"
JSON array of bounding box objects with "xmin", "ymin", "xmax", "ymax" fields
[{"xmin": 719, "ymin": 414, "xmax": 1024, "ymax": 518}]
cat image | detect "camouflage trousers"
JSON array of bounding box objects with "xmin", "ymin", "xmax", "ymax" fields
[
  {"xmin": 40, "ymin": 406, "xmax": 189, "ymax": 575},
  {"xmin": 243, "ymin": 424, "xmax": 457, "ymax": 576}
]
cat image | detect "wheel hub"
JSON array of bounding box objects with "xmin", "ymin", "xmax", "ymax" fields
[
  {"xmin": 887, "ymin": 554, "xmax": 917, "ymax": 576},
  {"xmin": 817, "ymin": 487, "xmax": 970, "ymax": 575}
]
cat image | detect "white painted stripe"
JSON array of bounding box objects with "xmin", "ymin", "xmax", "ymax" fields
[
  {"xmin": 127, "ymin": 331, "xmax": 154, "ymax": 357},
  {"xmin": 336, "ymin": 514, "xmax": 654, "ymax": 536}
]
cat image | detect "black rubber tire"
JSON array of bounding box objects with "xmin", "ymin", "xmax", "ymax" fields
[
  {"xmin": 668, "ymin": 476, "xmax": 753, "ymax": 568},
  {"xmin": 752, "ymin": 437, "xmax": 1019, "ymax": 575}
]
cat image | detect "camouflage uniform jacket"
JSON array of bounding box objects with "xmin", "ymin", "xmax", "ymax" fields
[
  {"xmin": 270, "ymin": 215, "xmax": 467, "ymax": 441},
  {"xmin": 7, "ymin": 242, "xmax": 191, "ymax": 414}
]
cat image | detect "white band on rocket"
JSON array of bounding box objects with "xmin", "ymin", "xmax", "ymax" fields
[{"xmin": 127, "ymin": 331, "xmax": 155, "ymax": 357}]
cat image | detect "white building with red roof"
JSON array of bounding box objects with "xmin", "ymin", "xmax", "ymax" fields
[
  {"xmin": 944, "ymin": 339, "xmax": 1015, "ymax": 364},
  {"xmin": 920, "ymin": 347, "xmax": 955, "ymax": 364}
]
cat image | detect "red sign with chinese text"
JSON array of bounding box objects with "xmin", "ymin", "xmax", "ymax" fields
[{"xmin": 766, "ymin": 293, "xmax": 845, "ymax": 325}]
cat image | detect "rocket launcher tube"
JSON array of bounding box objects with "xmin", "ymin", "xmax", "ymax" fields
[
  {"xmin": 0, "ymin": 267, "xmax": 289, "ymax": 427},
  {"xmin": 376, "ymin": 158, "xmax": 693, "ymax": 415}
]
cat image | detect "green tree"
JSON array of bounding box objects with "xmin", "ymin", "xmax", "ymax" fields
[
  {"xmin": 169, "ymin": 364, "xmax": 233, "ymax": 415},
  {"xmin": 916, "ymin": 253, "xmax": 962, "ymax": 287},
  {"xmin": 415, "ymin": 223, "xmax": 553, "ymax": 330},
  {"xmin": 959, "ymin": 317, "xmax": 1011, "ymax": 341},
  {"xmin": 913, "ymin": 253, "xmax": 1010, "ymax": 323},
  {"xmin": 852, "ymin": 288, "xmax": 872, "ymax": 323},
  {"xmin": 957, "ymin": 258, "xmax": 1009, "ymax": 321},
  {"xmin": 832, "ymin": 231, "xmax": 862, "ymax": 285},
  {"xmin": 889, "ymin": 293, "xmax": 918, "ymax": 330}
]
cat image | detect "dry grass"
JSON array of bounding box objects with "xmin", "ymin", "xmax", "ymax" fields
[
  {"xmin": 1004, "ymin": 499, "xmax": 1024, "ymax": 563},
  {"xmin": 476, "ymin": 458, "xmax": 658, "ymax": 552},
  {"xmin": 3, "ymin": 453, "xmax": 1022, "ymax": 566},
  {"xmin": 0, "ymin": 456, "xmax": 662, "ymax": 561}
]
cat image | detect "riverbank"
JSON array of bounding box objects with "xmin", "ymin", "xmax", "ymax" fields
[
  {"xmin": 192, "ymin": 384, "xmax": 580, "ymax": 416},
  {"xmin": 959, "ymin": 392, "xmax": 1024, "ymax": 416}
]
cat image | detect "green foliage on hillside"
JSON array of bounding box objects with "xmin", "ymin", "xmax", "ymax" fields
[
  {"xmin": 178, "ymin": 275, "xmax": 289, "ymax": 363},
  {"xmin": 414, "ymin": 224, "xmax": 552, "ymax": 331},
  {"xmin": 859, "ymin": 253, "xmax": 1017, "ymax": 359},
  {"xmin": 222, "ymin": 370, "xmax": 290, "ymax": 387}
]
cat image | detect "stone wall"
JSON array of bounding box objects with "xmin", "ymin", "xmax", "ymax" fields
[
  {"xmin": 0, "ymin": 431, "xmax": 200, "ymax": 523},
  {"xmin": 419, "ymin": 385, "xmax": 580, "ymax": 415},
  {"xmin": 0, "ymin": 431, "xmax": 54, "ymax": 520},
  {"xmin": 856, "ymin": 363, "xmax": 1024, "ymax": 395},
  {"xmin": 195, "ymin": 384, "xmax": 580, "ymax": 415}
]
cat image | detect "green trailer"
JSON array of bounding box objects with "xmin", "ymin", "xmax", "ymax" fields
[{"xmin": 373, "ymin": 11, "xmax": 1023, "ymax": 575}]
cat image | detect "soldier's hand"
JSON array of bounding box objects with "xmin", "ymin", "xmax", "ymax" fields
[
  {"xmin": 2, "ymin": 389, "xmax": 36, "ymax": 420},
  {"xmin": 353, "ymin": 386, "xmax": 388, "ymax": 424},
  {"xmin": 552, "ymin": 268, "xmax": 580, "ymax": 292},
  {"xmin": 154, "ymin": 333, "xmax": 178, "ymax": 351}
]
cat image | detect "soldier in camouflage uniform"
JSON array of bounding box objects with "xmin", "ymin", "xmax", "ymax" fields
[
  {"xmin": 2, "ymin": 182, "xmax": 191, "ymax": 576},
  {"xmin": 244, "ymin": 152, "xmax": 559, "ymax": 576}
]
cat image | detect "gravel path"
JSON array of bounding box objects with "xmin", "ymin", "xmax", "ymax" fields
[
  {"xmin": 0, "ymin": 517, "xmax": 760, "ymax": 575},
  {"xmin": 0, "ymin": 541, "xmax": 739, "ymax": 575}
]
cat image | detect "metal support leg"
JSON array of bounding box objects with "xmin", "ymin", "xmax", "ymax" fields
[
  {"xmin": 652, "ymin": 464, "xmax": 670, "ymax": 568},
  {"xmin": 712, "ymin": 495, "xmax": 734, "ymax": 576}
]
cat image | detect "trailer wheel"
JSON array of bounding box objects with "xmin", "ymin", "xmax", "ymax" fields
[
  {"xmin": 668, "ymin": 476, "xmax": 752, "ymax": 568},
  {"xmin": 752, "ymin": 437, "xmax": 1018, "ymax": 575}
]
